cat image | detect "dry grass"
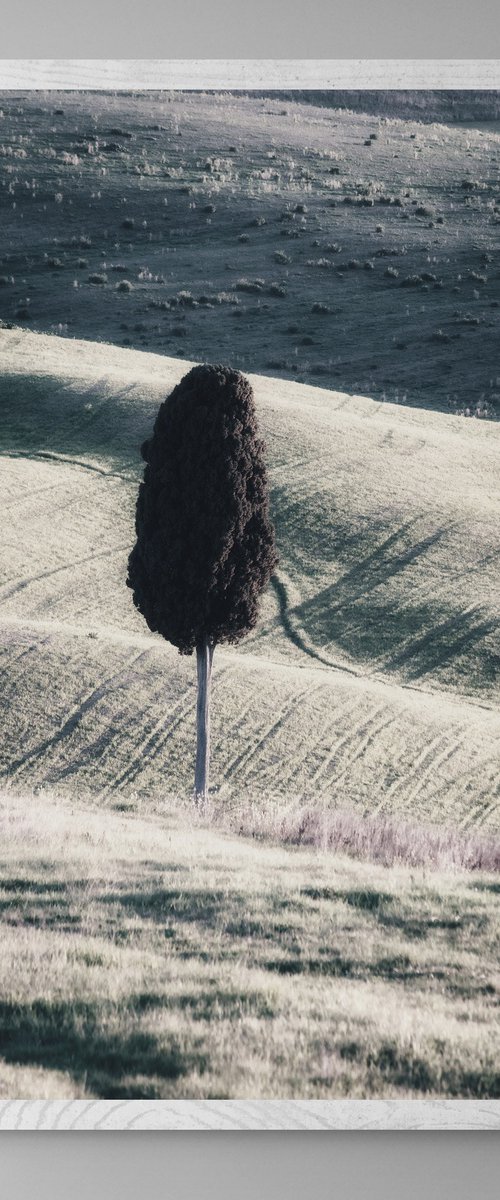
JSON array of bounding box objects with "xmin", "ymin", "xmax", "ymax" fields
[
  {"xmin": 0, "ymin": 788, "xmax": 499, "ymax": 1101},
  {"xmin": 203, "ymin": 798, "xmax": 500, "ymax": 873}
]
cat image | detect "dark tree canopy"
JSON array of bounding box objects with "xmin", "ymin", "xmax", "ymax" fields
[{"xmin": 127, "ymin": 364, "xmax": 278, "ymax": 654}]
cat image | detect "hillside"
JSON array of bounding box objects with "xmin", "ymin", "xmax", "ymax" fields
[
  {"xmin": 1, "ymin": 328, "xmax": 499, "ymax": 830},
  {"xmin": 252, "ymin": 90, "xmax": 500, "ymax": 124},
  {"xmin": 0, "ymin": 788, "xmax": 498, "ymax": 1100},
  {"xmin": 1, "ymin": 89, "xmax": 500, "ymax": 417}
]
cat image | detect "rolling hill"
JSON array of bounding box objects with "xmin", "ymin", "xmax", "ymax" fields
[
  {"xmin": 1, "ymin": 327, "xmax": 499, "ymax": 831},
  {"xmin": 1, "ymin": 89, "xmax": 500, "ymax": 418}
]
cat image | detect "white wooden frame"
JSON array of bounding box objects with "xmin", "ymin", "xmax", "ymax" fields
[
  {"xmin": 0, "ymin": 57, "xmax": 498, "ymax": 1132},
  {"xmin": 0, "ymin": 60, "xmax": 500, "ymax": 89},
  {"xmin": 0, "ymin": 1100, "xmax": 499, "ymax": 1130}
]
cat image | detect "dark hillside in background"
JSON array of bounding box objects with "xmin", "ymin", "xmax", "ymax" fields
[{"xmin": 248, "ymin": 90, "xmax": 500, "ymax": 123}]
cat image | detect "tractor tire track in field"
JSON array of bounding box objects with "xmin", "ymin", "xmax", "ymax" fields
[
  {"xmin": 407, "ymin": 730, "xmax": 469, "ymax": 810},
  {"xmin": 425, "ymin": 753, "xmax": 500, "ymax": 831},
  {"xmin": 321, "ymin": 706, "xmax": 395, "ymax": 795},
  {"xmin": 310, "ymin": 704, "xmax": 387, "ymax": 795},
  {"xmin": 249, "ymin": 686, "xmax": 350, "ymax": 796},
  {"xmin": 473, "ymin": 781, "xmax": 500, "ymax": 830},
  {"xmin": 1, "ymin": 617, "xmax": 498, "ymax": 825},
  {"xmin": 0, "ymin": 634, "xmax": 52, "ymax": 679},
  {"xmin": 305, "ymin": 696, "xmax": 366, "ymax": 791},
  {"xmin": 0, "ymin": 449, "xmax": 136, "ymax": 482},
  {"xmin": 0, "ymin": 544, "xmax": 130, "ymax": 603},
  {"xmin": 0, "ymin": 479, "xmax": 64, "ymax": 512},
  {"xmin": 243, "ymin": 682, "xmax": 327, "ymax": 791},
  {"xmin": 458, "ymin": 757, "xmax": 500, "ymax": 831},
  {"xmin": 378, "ymin": 731, "xmax": 447, "ymax": 811},
  {"xmin": 107, "ymin": 674, "xmax": 210, "ymax": 795},
  {"xmin": 5, "ymin": 649, "xmax": 150, "ymax": 782},
  {"xmin": 264, "ymin": 691, "xmax": 351, "ymax": 792},
  {"xmin": 222, "ymin": 682, "xmax": 320, "ymax": 786},
  {"xmin": 102, "ymin": 664, "xmax": 235, "ymax": 796}
]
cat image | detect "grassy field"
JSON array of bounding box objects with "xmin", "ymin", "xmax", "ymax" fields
[
  {"xmin": 1, "ymin": 90, "xmax": 500, "ymax": 416},
  {"xmin": 0, "ymin": 788, "xmax": 499, "ymax": 1100},
  {"xmin": 1, "ymin": 329, "xmax": 499, "ymax": 828}
]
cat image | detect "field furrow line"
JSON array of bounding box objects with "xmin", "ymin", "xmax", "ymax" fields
[
  {"xmin": 407, "ymin": 730, "xmax": 468, "ymax": 809},
  {"xmin": 427, "ymin": 752, "xmax": 500, "ymax": 830},
  {"xmin": 471, "ymin": 782, "xmax": 500, "ymax": 829},
  {"xmin": 305, "ymin": 697, "xmax": 366, "ymax": 789},
  {"xmin": 308, "ymin": 703, "xmax": 387, "ymax": 795},
  {"xmin": 223, "ymin": 682, "xmax": 318, "ymax": 784},
  {"xmin": 459, "ymin": 759, "xmax": 500, "ymax": 831},
  {"xmin": 246, "ymin": 683, "xmax": 329, "ymax": 790},
  {"xmin": 210, "ymin": 675, "xmax": 265, "ymax": 762},
  {"xmin": 0, "ymin": 636, "xmax": 51, "ymax": 679},
  {"xmin": 378, "ymin": 732, "xmax": 447, "ymax": 810},
  {"xmin": 324, "ymin": 707, "xmax": 394, "ymax": 793},
  {"xmin": 103, "ymin": 664, "xmax": 235, "ymax": 794},
  {"xmin": 0, "ymin": 544, "xmax": 131, "ymax": 603},
  {"xmin": 4, "ymin": 649, "xmax": 149, "ymax": 782},
  {"xmin": 108, "ymin": 684, "xmax": 200, "ymax": 794}
]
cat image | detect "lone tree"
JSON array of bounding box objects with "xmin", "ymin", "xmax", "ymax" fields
[{"xmin": 127, "ymin": 364, "xmax": 278, "ymax": 799}]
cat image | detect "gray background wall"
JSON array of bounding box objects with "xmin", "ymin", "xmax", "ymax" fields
[
  {"xmin": 1, "ymin": 0, "xmax": 500, "ymax": 58},
  {"xmin": 2, "ymin": 1131, "xmax": 500, "ymax": 1199},
  {"xmin": 1, "ymin": 1, "xmax": 499, "ymax": 1194}
]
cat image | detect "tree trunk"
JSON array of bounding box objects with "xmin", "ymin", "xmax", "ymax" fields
[{"xmin": 194, "ymin": 639, "xmax": 214, "ymax": 800}]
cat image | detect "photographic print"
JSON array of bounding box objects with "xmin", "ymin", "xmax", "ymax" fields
[{"xmin": 0, "ymin": 63, "xmax": 499, "ymax": 1121}]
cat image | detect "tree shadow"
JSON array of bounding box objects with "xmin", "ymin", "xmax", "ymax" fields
[
  {"xmin": 271, "ymin": 485, "xmax": 364, "ymax": 576},
  {"xmin": 0, "ymin": 997, "xmax": 203, "ymax": 1099},
  {"xmin": 384, "ymin": 607, "xmax": 499, "ymax": 681},
  {"xmin": 275, "ymin": 522, "xmax": 498, "ymax": 686}
]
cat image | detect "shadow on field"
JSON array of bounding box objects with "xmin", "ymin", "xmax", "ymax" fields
[
  {"xmin": 0, "ymin": 997, "xmax": 204, "ymax": 1098},
  {"xmin": 0, "ymin": 879, "xmax": 83, "ymax": 932},
  {"xmin": 273, "ymin": 520, "xmax": 498, "ymax": 686},
  {"xmin": 302, "ymin": 886, "xmax": 393, "ymax": 909},
  {"xmin": 0, "ymin": 371, "xmax": 152, "ymax": 472},
  {"xmin": 105, "ymin": 886, "xmax": 247, "ymax": 929},
  {"xmin": 263, "ymin": 948, "xmax": 452, "ymax": 984},
  {"xmin": 335, "ymin": 1038, "xmax": 500, "ymax": 1098},
  {"xmin": 0, "ymin": 879, "xmax": 68, "ymax": 894}
]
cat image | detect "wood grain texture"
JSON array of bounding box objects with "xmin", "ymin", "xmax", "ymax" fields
[
  {"xmin": 0, "ymin": 1101, "xmax": 499, "ymax": 1130},
  {"xmin": 0, "ymin": 59, "xmax": 499, "ymax": 90}
]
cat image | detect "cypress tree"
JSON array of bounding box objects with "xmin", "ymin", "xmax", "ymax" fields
[{"xmin": 127, "ymin": 364, "xmax": 278, "ymax": 798}]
